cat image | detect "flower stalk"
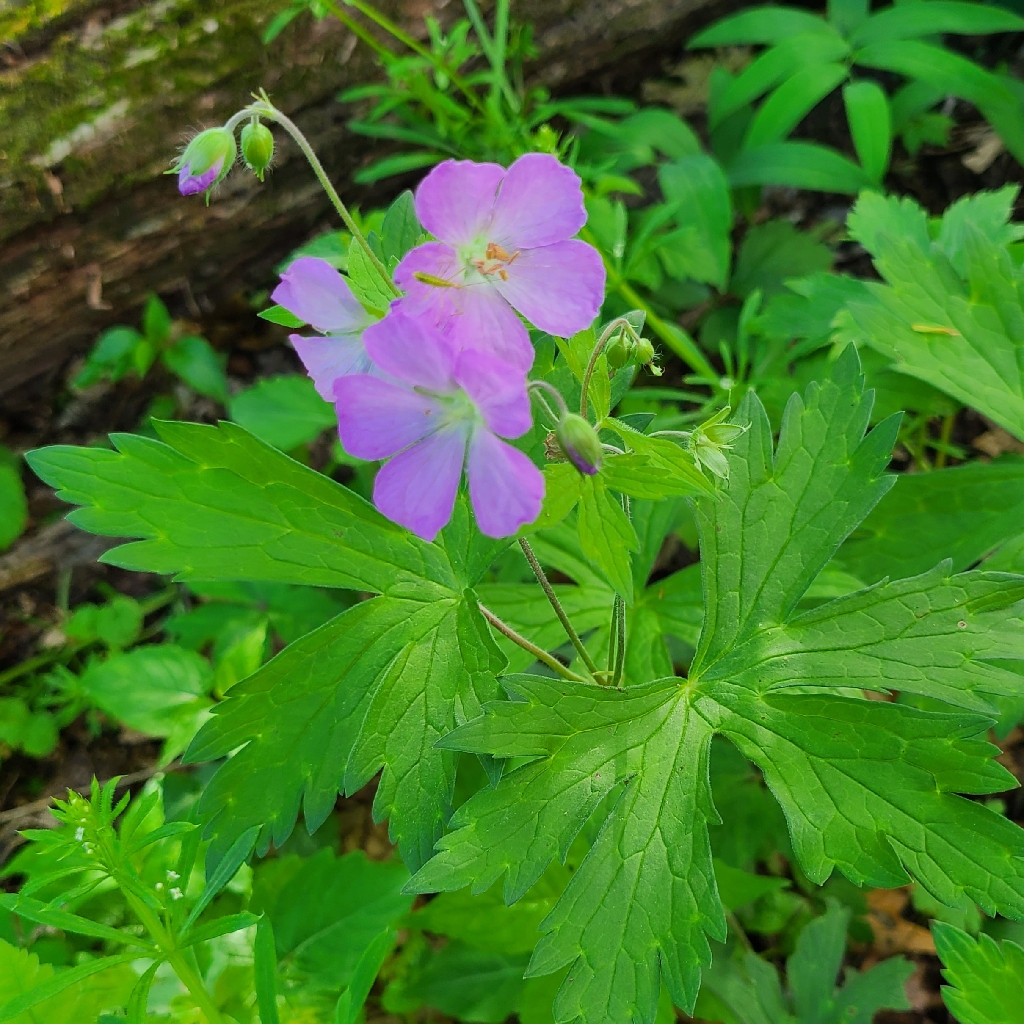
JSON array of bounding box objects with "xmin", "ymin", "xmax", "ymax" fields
[
  {"xmin": 225, "ymin": 94, "xmax": 399, "ymax": 298},
  {"xmin": 519, "ymin": 538, "xmax": 600, "ymax": 677}
]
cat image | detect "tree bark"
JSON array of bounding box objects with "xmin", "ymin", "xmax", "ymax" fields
[{"xmin": 0, "ymin": 0, "xmax": 722, "ymax": 395}]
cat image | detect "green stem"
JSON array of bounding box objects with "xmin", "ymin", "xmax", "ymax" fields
[
  {"xmin": 324, "ymin": 0, "xmax": 396, "ymax": 62},
  {"xmin": 580, "ymin": 315, "xmax": 634, "ymax": 420},
  {"xmin": 934, "ymin": 413, "xmax": 955, "ymax": 469},
  {"xmin": 581, "ymin": 227, "xmax": 717, "ymax": 381},
  {"xmin": 519, "ymin": 539, "xmax": 600, "ymax": 677},
  {"xmin": 479, "ymin": 604, "xmax": 586, "ymax": 683},
  {"xmin": 229, "ymin": 98, "xmax": 399, "ymax": 298},
  {"xmin": 125, "ymin": 892, "xmax": 225, "ymax": 1024},
  {"xmin": 343, "ymin": 0, "xmax": 488, "ymax": 116},
  {"xmin": 611, "ymin": 595, "xmax": 626, "ymax": 687}
]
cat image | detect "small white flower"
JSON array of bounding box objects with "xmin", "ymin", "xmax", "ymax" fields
[
  {"xmin": 74, "ymin": 827, "xmax": 85, "ymax": 842},
  {"xmin": 170, "ymin": 887, "xmax": 183, "ymax": 901},
  {"xmin": 166, "ymin": 870, "xmax": 180, "ymax": 881},
  {"xmin": 155, "ymin": 882, "xmax": 164, "ymax": 891}
]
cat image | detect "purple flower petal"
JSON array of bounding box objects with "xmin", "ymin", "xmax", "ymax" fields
[
  {"xmin": 374, "ymin": 427, "xmax": 468, "ymax": 541},
  {"xmin": 363, "ymin": 307, "xmax": 456, "ymax": 391},
  {"xmin": 393, "ymin": 242, "xmax": 463, "ymax": 327},
  {"xmin": 395, "ymin": 243, "xmax": 533, "ymax": 369},
  {"xmin": 494, "ymin": 239, "xmax": 605, "ymax": 338},
  {"xmin": 415, "ymin": 160, "xmax": 504, "ymax": 247},
  {"xmin": 334, "ymin": 374, "xmax": 444, "ymax": 460},
  {"xmin": 443, "ymin": 285, "xmax": 534, "ymax": 371},
  {"xmin": 488, "ymin": 153, "xmax": 588, "ymax": 250},
  {"xmin": 291, "ymin": 333, "xmax": 373, "ymax": 401},
  {"xmin": 454, "ymin": 350, "xmax": 532, "ymax": 439},
  {"xmin": 178, "ymin": 159, "xmax": 222, "ymax": 196},
  {"xmin": 272, "ymin": 257, "xmax": 371, "ymax": 333},
  {"xmin": 467, "ymin": 430, "xmax": 545, "ymax": 538}
]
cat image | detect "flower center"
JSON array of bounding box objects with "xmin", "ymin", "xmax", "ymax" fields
[{"xmin": 470, "ymin": 241, "xmax": 520, "ymax": 282}]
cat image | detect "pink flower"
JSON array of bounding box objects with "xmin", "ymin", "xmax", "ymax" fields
[
  {"xmin": 334, "ymin": 307, "xmax": 544, "ymax": 541},
  {"xmin": 272, "ymin": 257, "xmax": 376, "ymax": 400},
  {"xmin": 394, "ymin": 154, "xmax": 606, "ymax": 371}
]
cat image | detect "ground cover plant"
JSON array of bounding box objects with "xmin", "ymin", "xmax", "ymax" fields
[{"xmin": 2, "ymin": 1, "xmax": 1024, "ymax": 1022}]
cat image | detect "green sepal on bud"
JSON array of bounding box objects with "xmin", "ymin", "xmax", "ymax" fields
[
  {"xmin": 171, "ymin": 127, "xmax": 237, "ymax": 200},
  {"xmin": 241, "ymin": 119, "xmax": 274, "ymax": 181},
  {"xmin": 689, "ymin": 407, "xmax": 746, "ymax": 481},
  {"xmin": 555, "ymin": 413, "xmax": 603, "ymax": 476}
]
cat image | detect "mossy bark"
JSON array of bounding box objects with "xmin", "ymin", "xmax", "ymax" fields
[{"xmin": 0, "ymin": 0, "xmax": 720, "ymax": 393}]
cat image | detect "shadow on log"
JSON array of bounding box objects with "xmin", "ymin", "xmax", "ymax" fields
[{"xmin": 0, "ymin": 0, "xmax": 726, "ymax": 395}]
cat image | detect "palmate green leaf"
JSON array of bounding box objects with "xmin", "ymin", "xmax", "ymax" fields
[
  {"xmin": 25, "ymin": 420, "xmax": 455, "ymax": 596},
  {"xmin": 834, "ymin": 457, "xmax": 1024, "ymax": 585},
  {"xmin": 410, "ymin": 348, "xmax": 1024, "ymax": 1024},
  {"xmin": 26, "ymin": 420, "xmax": 497, "ymax": 872},
  {"xmin": 187, "ymin": 591, "xmax": 503, "ymax": 870},
  {"xmin": 933, "ymin": 922, "xmax": 1024, "ymax": 1024},
  {"xmin": 847, "ymin": 191, "xmax": 1024, "ymax": 441}
]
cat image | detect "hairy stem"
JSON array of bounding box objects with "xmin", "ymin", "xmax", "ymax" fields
[
  {"xmin": 519, "ymin": 539, "xmax": 600, "ymax": 676},
  {"xmin": 580, "ymin": 315, "xmax": 632, "ymax": 420},
  {"xmin": 611, "ymin": 595, "xmax": 626, "ymax": 687},
  {"xmin": 479, "ymin": 605, "xmax": 586, "ymax": 683},
  {"xmin": 229, "ymin": 98, "xmax": 399, "ymax": 297}
]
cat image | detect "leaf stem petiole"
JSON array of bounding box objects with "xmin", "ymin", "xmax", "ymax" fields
[
  {"xmin": 478, "ymin": 604, "xmax": 587, "ymax": 683},
  {"xmin": 519, "ymin": 538, "xmax": 600, "ymax": 677}
]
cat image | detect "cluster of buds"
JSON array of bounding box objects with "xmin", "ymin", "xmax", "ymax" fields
[
  {"xmin": 603, "ymin": 311, "xmax": 659, "ymax": 374},
  {"xmin": 170, "ymin": 115, "xmax": 274, "ymax": 201}
]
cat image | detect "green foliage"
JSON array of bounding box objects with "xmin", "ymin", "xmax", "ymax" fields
[
  {"xmin": 702, "ymin": 902, "xmax": 912, "ymax": 1024},
  {"xmin": 847, "ymin": 188, "xmax": 1024, "ymax": 442},
  {"xmin": 0, "ymin": 778, "xmax": 412, "ymax": 1023},
  {"xmin": 410, "ymin": 349, "xmax": 1024, "ymax": 1024},
  {"xmin": 73, "ymin": 294, "xmax": 228, "ymax": 402},
  {"xmin": 228, "ymin": 375, "xmax": 336, "ymax": 451},
  {"xmin": 0, "ymin": 446, "xmax": 28, "ymax": 551},
  {"xmin": 933, "ymin": 922, "xmax": 1024, "ymax": 1024},
  {"xmin": 691, "ymin": 0, "xmax": 1024, "ymax": 187}
]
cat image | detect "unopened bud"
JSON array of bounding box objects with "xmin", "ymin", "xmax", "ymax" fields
[
  {"xmin": 555, "ymin": 414, "xmax": 602, "ymax": 476},
  {"xmin": 172, "ymin": 127, "xmax": 236, "ymax": 199},
  {"xmin": 241, "ymin": 120, "xmax": 274, "ymax": 181},
  {"xmin": 605, "ymin": 330, "xmax": 632, "ymax": 370},
  {"xmin": 634, "ymin": 336, "xmax": 656, "ymax": 365}
]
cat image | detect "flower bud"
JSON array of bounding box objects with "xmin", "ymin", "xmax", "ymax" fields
[
  {"xmin": 173, "ymin": 127, "xmax": 236, "ymax": 199},
  {"xmin": 555, "ymin": 413, "xmax": 602, "ymax": 476},
  {"xmin": 241, "ymin": 120, "xmax": 274, "ymax": 181},
  {"xmin": 605, "ymin": 329, "xmax": 633, "ymax": 370},
  {"xmin": 634, "ymin": 336, "xmax": 656, "ymax": 365}
]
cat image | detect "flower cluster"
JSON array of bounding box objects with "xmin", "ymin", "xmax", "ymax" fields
[{"xmin": 271, "ymin": 154, "xmax": 606, "ymax": 541}]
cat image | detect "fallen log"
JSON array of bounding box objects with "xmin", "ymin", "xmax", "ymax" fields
[{"xmin": 0, "ymin": 0, "xmax": 722, "ymax": 395}]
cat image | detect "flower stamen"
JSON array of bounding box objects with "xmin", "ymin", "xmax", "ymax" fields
[{"xmin": 472, "ymin": 242, "xmax": 521, "ymax": 280}]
